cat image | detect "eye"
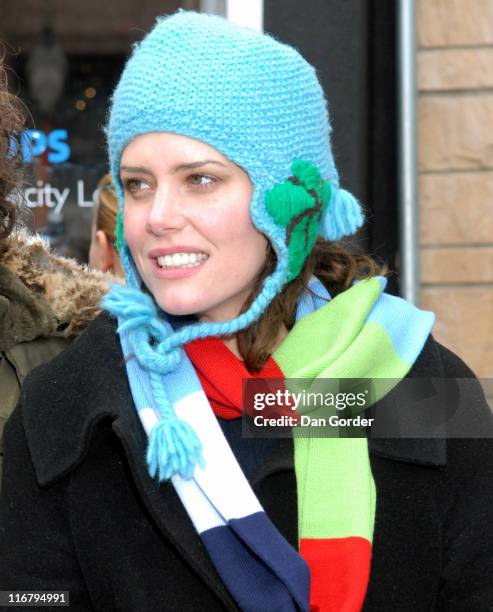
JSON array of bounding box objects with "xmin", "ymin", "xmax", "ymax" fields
[
  {"xmin": 188, "ymin": 174, "xmax": 216, "ymax": 189},
  {"xmin": 122, "ymin": 178, "xmax": 150, "ymax": 195}
]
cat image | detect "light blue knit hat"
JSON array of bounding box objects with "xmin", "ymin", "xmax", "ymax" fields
[
  {"xmin": 104, "ymin": 11, "xmax": 364, "ymax": 478},
  {"xmin": 108, "ymin": 10, "xmax": 363, "ymax": 290}
]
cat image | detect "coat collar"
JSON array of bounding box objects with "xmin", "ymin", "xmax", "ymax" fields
[{"xmin": 0, "ymin": 230, "xmax": 114, "ymax": 352}]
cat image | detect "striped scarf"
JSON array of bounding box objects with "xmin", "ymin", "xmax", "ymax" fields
[{"xmin": 106, "ymin": 276, "xmax": 434, "ymax": 611}]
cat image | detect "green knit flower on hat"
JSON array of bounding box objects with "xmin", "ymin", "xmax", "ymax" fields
[{"xmin": 265, "ymin": 160, "xmax": 331, "ymax": 281}]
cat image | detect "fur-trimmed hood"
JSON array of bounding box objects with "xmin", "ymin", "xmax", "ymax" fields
[{"xmin": 0, "ymin": 230, "xmax": 116, "ymax": 353}]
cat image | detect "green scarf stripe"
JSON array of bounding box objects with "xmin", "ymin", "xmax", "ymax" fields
[
  {"xmin": 270, "ymin": 278, "xmax": 433, "ymax": 565},
  {"xmin": 274, "ymin": 277, "xmax": 383, "ymax": 377},
  {"xmin": 276, "ymin": 321, "xmax": 413, "ymax": 429},
  {"xmin": 311, "ymin": 322, "xmax": 411, "ymax": 379},
  {"xmin": 294, "ymin": 436, "xmax": 376, "ymax": 540},
  {"xmin": 272, "ymin": 281, "xmax": 382, "ymax": 545},
  {"xmin": 276, "ymin": 321, "xmax": 410, "ymax": 381}
]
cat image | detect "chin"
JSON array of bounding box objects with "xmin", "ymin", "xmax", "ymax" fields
[
  {"xmin": 155, "ymin": 301, "xmax": 199, "ymax": 317},
  {"xmin": 153, "ymin": 293, "xmax": 207, "ymax": 318}
]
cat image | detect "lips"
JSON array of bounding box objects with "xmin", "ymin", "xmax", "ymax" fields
[{"xmin": 150, "ymin": 254, "xmax": 207, "ymax": 280}]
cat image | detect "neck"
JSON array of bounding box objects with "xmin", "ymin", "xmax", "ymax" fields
[{"xmin": 222, "ymin": 324, "xmax": 289, "ymax": 361}]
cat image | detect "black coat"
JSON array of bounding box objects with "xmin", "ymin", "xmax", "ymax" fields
[{"xmin": 1, "ymin": 313, "xmax": 493, "ymax": 611}]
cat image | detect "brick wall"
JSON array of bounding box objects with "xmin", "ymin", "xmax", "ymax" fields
[{"xmin": 417, "ymin": 0, "xmax": 493, "ymax": 380}]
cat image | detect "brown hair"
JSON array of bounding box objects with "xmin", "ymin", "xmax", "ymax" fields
[
  {"xmin": 237, "ymin": 238, "xmax": 386, "ymax": 372},
  {"xmin": 94, "ymin": 174, "xmax": 119, "ymax": 245},
  {"xmin": 0, "ymin": 54, "xmax": 26, "ymax": 241}
]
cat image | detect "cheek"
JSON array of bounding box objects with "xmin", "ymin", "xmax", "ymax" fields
[
  {"xmin": 219, "ymin": 211, "xmax": 268, "ymax": 270},
  {"xmin": 202, "ymin": 196, "xmax": 253, "ymax": 238},
  {"xmin": 229, "ymin": 208, "xmax": 265, "ymax": 251}
]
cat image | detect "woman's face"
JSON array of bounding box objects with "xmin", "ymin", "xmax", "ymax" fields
[{"xmin": 121, "ymin": 132, "xmax": 268, "ymax": 322}]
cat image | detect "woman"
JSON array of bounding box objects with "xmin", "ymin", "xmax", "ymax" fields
[
  {"xmin": 0, "ymin": 58, "xmax": 111, "ymax": 483},
  {"xmin": 1, "ymin": 12, "xmax": 492, "ymax": 611},
  {"xmin": 89, "ymin": 174, "xmax": 124, "ymax": 277}
]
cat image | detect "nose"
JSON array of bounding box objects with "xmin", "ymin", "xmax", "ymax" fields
[{"xmin": 146, "ymin": 185, "xmax": 186, "ymax": 235}]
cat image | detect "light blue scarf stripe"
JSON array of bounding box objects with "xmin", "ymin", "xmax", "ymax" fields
[
  {"xmin": 367, "ymin": 291, "xmax": 435, "ymax": 364},
  {"xmin": 295, "ymin": 277, "xmax": 331, "ymax": 321}
]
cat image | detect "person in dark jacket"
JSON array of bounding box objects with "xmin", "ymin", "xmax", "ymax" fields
[
  {"xmin": 1, "ymin": 12, "xmax": 493, "ymax": 612},
  {"xmin": 0, "ymin": 57, "xmax": 112, "ymax": 483}
]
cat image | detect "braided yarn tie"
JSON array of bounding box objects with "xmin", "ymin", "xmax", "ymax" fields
[{"xmin": 103, "ymin": 284, "xmax": 204, "ymax": 480}]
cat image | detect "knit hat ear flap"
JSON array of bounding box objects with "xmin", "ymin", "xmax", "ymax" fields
[
  {"xmin": 265, "ymin": 160, "xmax": 331, "ymax": 281},
  {"xmin": 319, "ymin": 187, "xmax": 364, "ymax": 241}
]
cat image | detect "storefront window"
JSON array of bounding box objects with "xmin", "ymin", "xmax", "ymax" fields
[{"xmin": 10, "ymin": 53, "xmax": 125, "ymax": 260}]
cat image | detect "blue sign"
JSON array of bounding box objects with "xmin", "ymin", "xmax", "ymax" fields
[{"xmin": 16, "ymin": 129, "xmax": 71, "ymax": 164}]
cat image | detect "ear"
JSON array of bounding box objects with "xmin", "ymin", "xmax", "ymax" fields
[
  {"xmin": 108, "ymin": 243, "xmax": 125, "ymax": 278},
  {"xmin": 89, "ymin": 229, "xmax": 112, "ymax": 273}
]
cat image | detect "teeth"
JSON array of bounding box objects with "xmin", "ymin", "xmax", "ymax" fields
[{"xmin": 156, "ymin": 252, "xmax": 208, "ymax": 269}]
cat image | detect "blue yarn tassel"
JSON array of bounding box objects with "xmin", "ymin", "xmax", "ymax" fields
[
  {"xmin": 319, "ymin": 187, "xmax": 364, "ymax": 241},
  {"xmin": 147, "ymin": 417, "xmax": 205, "ymax": 481}
]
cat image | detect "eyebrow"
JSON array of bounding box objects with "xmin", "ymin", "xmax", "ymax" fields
[
  {"xmin": 120, "ymin": 160, "xmax": 227, "ymax": 175},
  {"xmin": 120, "ymin": 166, "xmax": 153, "ymax": 176}
]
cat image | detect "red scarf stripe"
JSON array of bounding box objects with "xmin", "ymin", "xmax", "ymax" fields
[
  {"xmin": 300, "ymin": 538, "xmax": 372, "ymax": 611},
  {"xmin": 184, "ymin": 337, "xmax": 284, "ymax": 418}
]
